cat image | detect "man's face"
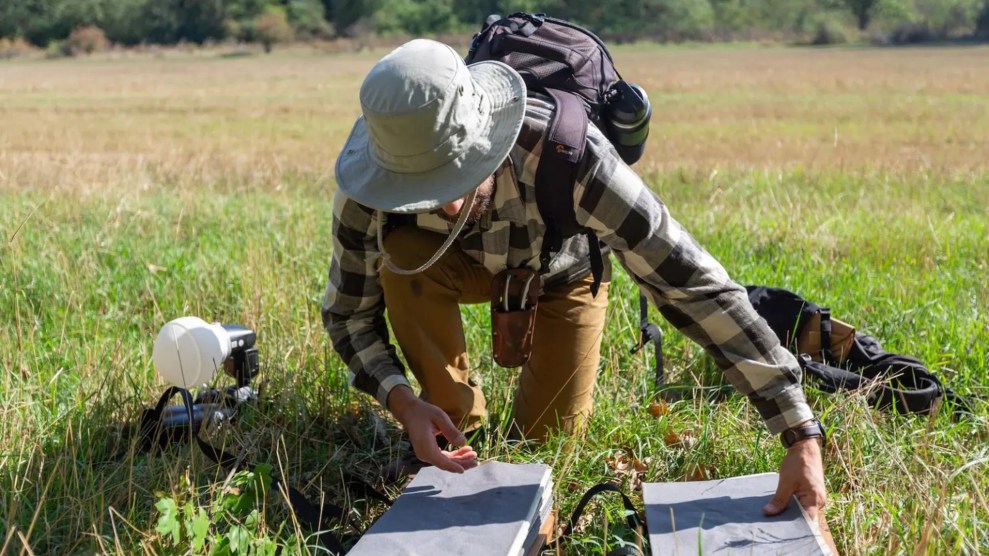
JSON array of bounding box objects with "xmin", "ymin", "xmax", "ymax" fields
[{"xmin": 435, "ymin": 174, "xmax": 495, "ymax": 227}]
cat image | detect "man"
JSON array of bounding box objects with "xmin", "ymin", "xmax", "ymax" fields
[{"xmin": 322, "ymin": 39, "xmax": 827, "ymax": 520}]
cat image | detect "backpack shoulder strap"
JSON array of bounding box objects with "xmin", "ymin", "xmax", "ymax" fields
[
  {"xmin": 630, "ymin": 293, "xmax": 664, "ymax": 387},
  {"xmin": 534, "ymin": 88, "xmax": 605, "ymax": 296},
  {"xmin": 798, "ymin": 353, "xmax": 944, "ymax": 415},
  {"xmin": 534, "ymin": 87, "xmax": 587, "ymax": 241},
  {"xmin": 819, "ymin": 307, "xmax": 833, "ymax": 362}
]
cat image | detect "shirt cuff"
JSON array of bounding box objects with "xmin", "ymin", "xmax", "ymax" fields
[
  {"xmin": 762, "ymin": 384, "xmax": 816, "ymax": 435},
  {"xmin": 376, "ymin": 374, "xmax": 413, "ymax": 409}
]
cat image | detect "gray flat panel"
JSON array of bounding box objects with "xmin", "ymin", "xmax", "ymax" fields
[
  {"xmin": 643, "ymin": 473, "xmax": 830, "ymax": 556},
  {"xmin": 349, "ymin": 462, "xmax": 551, "ymax": 556}
]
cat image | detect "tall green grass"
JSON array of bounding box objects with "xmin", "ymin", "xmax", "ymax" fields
[
  {"xmin": 1, "ymin": 46, "xmax": 988, "ymax": 554},
  {"xmin": 1, "ymin": 167, "xmax": 985, "ymax": 554}
]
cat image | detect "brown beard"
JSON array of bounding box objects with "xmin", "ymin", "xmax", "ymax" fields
[{"xmin": 438, "ymin": 176, "xmax": 495, "ymax": 227}]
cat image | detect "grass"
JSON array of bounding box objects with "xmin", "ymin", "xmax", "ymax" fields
[{"xmin": 1, "ymin": 44, "xmax": 988, "ymax": 554}]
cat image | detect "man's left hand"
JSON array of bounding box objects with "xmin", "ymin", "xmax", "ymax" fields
[{"xmin": 764, "ymin": 436, "xmax": 827, "ymax": 519}]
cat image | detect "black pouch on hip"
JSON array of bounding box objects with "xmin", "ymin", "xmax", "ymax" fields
[{"xmin": 491, "ymin": 268, "xmax": 540, "ymax": 368}]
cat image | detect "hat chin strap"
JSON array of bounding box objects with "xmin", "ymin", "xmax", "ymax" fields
[{"xmin": 377, "ymin": 188, "xmax": 478, "ymax": 275}]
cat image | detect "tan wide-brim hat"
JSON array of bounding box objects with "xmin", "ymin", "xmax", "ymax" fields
[{"xmin": 335, "ymin": 39, "xmax": 526, "ymax": 214}]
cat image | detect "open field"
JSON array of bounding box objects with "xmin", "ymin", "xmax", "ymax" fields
[
  {"xmin": 1, "ymin": 45, "xmax": 988, "ymax": 554},
  {"xmin": 3, "ymin": 44, "xmax": 989, "ymax": 194}
]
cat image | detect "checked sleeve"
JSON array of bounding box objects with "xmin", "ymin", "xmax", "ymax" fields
[
  {"xmin": 321, "ymin": 193, "xmax": 411, "ymax": 407},
  {"xmin": 573, "ymin": 134, "xmax": 814, "ymax": 434}
]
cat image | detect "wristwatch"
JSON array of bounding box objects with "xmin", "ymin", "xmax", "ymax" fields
[{"xmin": 781, "ymin": 418, "xmax": 827, "ymax": 449}]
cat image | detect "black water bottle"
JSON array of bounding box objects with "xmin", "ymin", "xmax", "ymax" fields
[{"xmin": 605, "ymin": 81, "xmax": 652, "ymax": 165}]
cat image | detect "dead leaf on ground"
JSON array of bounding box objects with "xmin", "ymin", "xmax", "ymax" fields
[
  {"xmin": 607, "ymin": 452, "xmax": 632, "ymax": 473},
  {"xmin": 664, "ymin": 429, "xmax": 696, "ymax": 448},
  {"xmin": 607, "ymin": 450, "xmax": 651, "ymax": 491},
  {"xmin": 647, "ymin": 400, "xmax": 669, "ymax": 418},
  {"xmin": 633, "ymin": 457, "xmax": 649, "ymax": 473}
]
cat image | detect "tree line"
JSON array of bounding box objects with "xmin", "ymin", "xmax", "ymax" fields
[{"xmin": 2, "ymin": 0, "xmax": 988, "ymax": 51}]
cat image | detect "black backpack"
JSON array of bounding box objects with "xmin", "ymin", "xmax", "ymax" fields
[
  {"xmin": 465, "ymin": 12, "xmax": 652, "ymax": 298},
  {"xmin": 465, "ymin": 13, "xmax": 664, "ymax": 384},
  {"xmin": 745, "ymin": 285, "xmax": 972, "ymax": 417}
]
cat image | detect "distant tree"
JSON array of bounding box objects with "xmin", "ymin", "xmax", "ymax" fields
[
  {"xmin": 1, "ymin": 0, "xmax": 986, "ymax": 48},
  {"xmin": 913, "ymin": 0, "xmax": 982, "ymax": 38},
  {"xmin": 135, "ymin": 1, "xmax": 181, "ymax": 43},
  {"xmin": 374, "ymin": 0, "xmax": 457, "ymax": 35},
  {"xmin": 593, "ymin": 0, "xmax": 715, "ymax": 42},
  {"xmin": 451, "ymin": 0, "xmax": 500, "ymax": 28},
  {"xmin": 0, "ymin": 0, "xmax": 29, "ymax": 39},
  {"xmin": 255, "ymin": 6, "xmax": 294, "ymax": 51},
  {"xmin": 66, "ymin": 24, "xmax": 110, "ymax": 54},
  {"xmin": 842, "ymin": 0, "xmax": 880, "ymax": 30},
  {"xmin": 5, "ymin": 0, "xmax": 90, "ymax": 45},
  {"xmin": 228, "ymin": 0, "xmax": 274, "ymax": 22},
  {"xmin": 329, "ymin": 0, "xmax": 385, "ymax": 35},
  {"xmin": 103, "ymin": 0, "xmax": 154, "ymax": 45},
  {"xmin": 978, "ymin": 0, "xmax": 989, "ymax": 37},
  {"xmin": 96, "ymin": 0, "xmax": 226, "ymax": 46},
  {"xmin": 52, "ymin": 0, "xmax": 107, "ymax": 39},
  {"xmin": 177, "ymin": 0, "xmax": 227, "ymax": 43},
  {"xmin": 709, "ymin": 0, "xmax": 760, "ymax": 37},
  {"xmin": 498, "ymin": 0, "xmax": 557, "ymax": 15},
  {"xmin": 227, "ymin": 0, "xmax": 280, "ymax": 43},
  {"xmin": 287, "ymin": 0, "xmax": 332, "ymax": 38},
  {"xmin": 745, "ymin": 0, "xmax": 823, "ymax": 36}
]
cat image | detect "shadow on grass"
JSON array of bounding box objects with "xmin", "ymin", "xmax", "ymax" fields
[{"xmin": 0, "ymin": 374, "xmax": 413, "ymax": 554}]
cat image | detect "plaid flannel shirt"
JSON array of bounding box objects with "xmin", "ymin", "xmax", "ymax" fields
[{"xmin": 322, "ymin": 97, "xmax": 813, "ymax": 434}]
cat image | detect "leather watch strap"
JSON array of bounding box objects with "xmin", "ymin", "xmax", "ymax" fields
[{"xmin": 781, "ymin": 418, "xmax": 827, "ymax": 449}]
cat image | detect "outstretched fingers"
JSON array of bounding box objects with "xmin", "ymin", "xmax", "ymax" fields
[
  {"xmin": 443, "ymin": 446, "xmax": 479, "ymax": 469},
  {"xmin": 414, "ymin": 406, "xmax": 470, "ymax": 473}
]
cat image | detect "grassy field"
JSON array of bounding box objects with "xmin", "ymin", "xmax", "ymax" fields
[{"xmin": 1, "ymin": 44, "xmax": 987, "ymax": 554}]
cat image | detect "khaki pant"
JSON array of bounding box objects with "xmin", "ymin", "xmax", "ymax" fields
[{"xmin": 380, "ymin": 226, "xmax": 610, "ymax": 441}]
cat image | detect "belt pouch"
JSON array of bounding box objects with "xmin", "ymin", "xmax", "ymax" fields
[{"xmin": 491, "ymin": 268, "xmax": 541, "ymax": 368}]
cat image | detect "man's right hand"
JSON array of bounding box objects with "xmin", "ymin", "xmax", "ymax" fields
[{"xmin": 387, "ymin": 385, "xmax": 478, "ymax": 473}]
